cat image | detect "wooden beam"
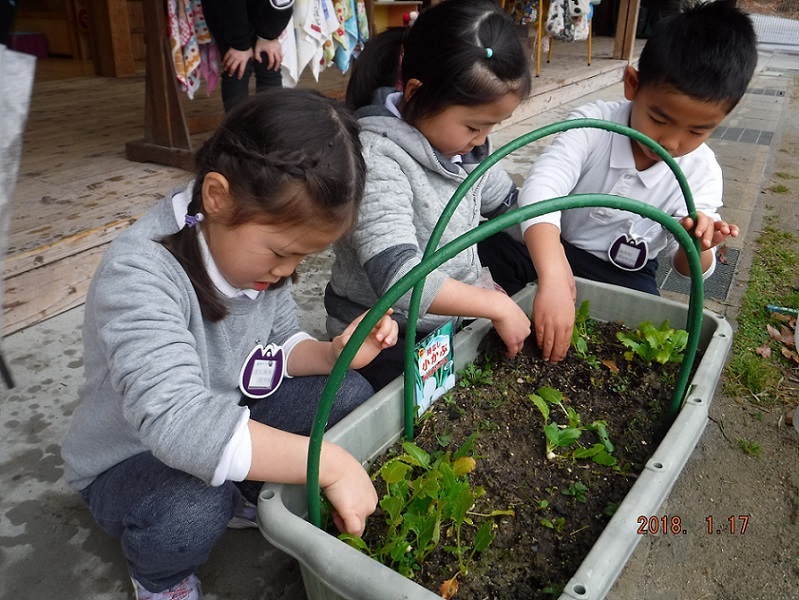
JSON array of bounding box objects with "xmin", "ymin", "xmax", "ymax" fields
[
  {"xmin": 88, "ymin": 0, "xmax": 135, "ymax": 76},
  {"xmin": 613, "ymin": 0, "xmax": 640, "ymax": 61},
  {"xmin": 125, "ymin": 0, "xmax": 193, "ymax": 168}
]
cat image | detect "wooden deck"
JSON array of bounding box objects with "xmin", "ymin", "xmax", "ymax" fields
[{"xmin": 2, "ymin": 36, "xmax": 636, "ymax": 336}]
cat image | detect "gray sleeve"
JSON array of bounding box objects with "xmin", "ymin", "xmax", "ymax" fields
[
  {"xmin": 478, "ymin": 163, "xmax": 518, "ymax": 218},
  {"xmin": 352, "ymin": 150, "xmax": 448, "ymax": 315}
]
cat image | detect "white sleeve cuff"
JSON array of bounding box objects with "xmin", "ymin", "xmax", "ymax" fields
[
  {"xmin": 210, "ymin": 410, "xmax": 253, "ymax": 486},
  {"xmin": 670, "ymin": 247, "xmax": 717, "ymax": 281},
  {"xmin": 282, "ymin": 331, "xmax": 314, "ymax": 378}
]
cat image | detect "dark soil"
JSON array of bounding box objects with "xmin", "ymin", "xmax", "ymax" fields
[{"xmin": 360, "ymin": 320, "xmax": 690, "ymax": 600}]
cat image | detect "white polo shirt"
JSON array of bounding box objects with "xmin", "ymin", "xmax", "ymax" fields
[{"xmin": 518, "ymin": 100, "xmax": 723, "ymax": 276}]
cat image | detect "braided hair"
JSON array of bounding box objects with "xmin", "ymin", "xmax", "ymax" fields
[{"xmin": 162, "ymin": 89, "xmax": 365, "ymax": 321}]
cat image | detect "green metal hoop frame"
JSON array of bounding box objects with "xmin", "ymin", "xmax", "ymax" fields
[{"xmin": 305, "ymin": 118, "xmax": 704, "ymax": 527}]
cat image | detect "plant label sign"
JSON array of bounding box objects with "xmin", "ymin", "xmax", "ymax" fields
[{"xmin": 414, "ymin": 321, "xmax": 455, "ymax": 414}]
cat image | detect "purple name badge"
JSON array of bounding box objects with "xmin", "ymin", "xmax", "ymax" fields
[
  {"xmin": 239, "ymin": 343, "xmax": 285, "ymax": 400},
  {"xmin": 608, "ymin": 234, "xmax": 649, "ymax": 271}
]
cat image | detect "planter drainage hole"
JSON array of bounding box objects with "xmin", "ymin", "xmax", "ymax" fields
[
  {"xmin": 260, "ymin": 490, "xmax": 275, "ymax": 501},
  {"xmin": 651, "ymin": 461, "xmax": 664, "ymax": 470},
  {"xmin": 692, "ymin": 397, "xmax": 704, "ymax": 404},
  {"xmin": 570, "ymin": 583, "xmax": 589, "ymax": 598}
]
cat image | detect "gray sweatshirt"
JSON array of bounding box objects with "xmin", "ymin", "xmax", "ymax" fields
[
  {"xmin": 325, "ymin": 88, "xmax": 518, "ymax": 337},
  {"xmin": 61, "ymin": 191, "xmax": 302, "ymax": 491}
]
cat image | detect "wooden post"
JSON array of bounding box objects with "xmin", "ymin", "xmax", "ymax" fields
[
  {"xmin": 125, "ymin": 0, "xmax": 194, "ymax": 170},
  {"xmin": 612, "ymin": 0, "xmax": 640, "ymax": 61},
  {"xmin": 88, "ymin": 0, "xmax": 136, "ymax": 76}
]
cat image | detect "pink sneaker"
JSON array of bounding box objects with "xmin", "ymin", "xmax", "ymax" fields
[{"xmin": 131, "ymin": 574, "xmax": 203, "ymax": 600}]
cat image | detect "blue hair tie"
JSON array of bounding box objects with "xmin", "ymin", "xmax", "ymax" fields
[{"xmin": 485, "ymin": 47, "xmax": 493, "ymax": 59}]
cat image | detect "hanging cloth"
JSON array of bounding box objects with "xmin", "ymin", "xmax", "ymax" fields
[
  {"xmin": 333, "ymin": 0, "xmax": 359, "ymax": 72},
  {"xmin": 280, "ymin": 15, "xmax": 300, "ymax": 87},
  {"xmin": 166, "ymin": 0, "xmax": 219, "ymax": 98}
]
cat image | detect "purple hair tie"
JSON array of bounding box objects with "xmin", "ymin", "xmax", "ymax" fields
[{"xmin": 185, "ymin": 213, "xmax": 205, "ymax": 228}]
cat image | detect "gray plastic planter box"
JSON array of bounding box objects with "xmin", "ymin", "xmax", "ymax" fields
[{"xmin": 258, "ymin": 278, "xmax": 732, "ymax": 600}]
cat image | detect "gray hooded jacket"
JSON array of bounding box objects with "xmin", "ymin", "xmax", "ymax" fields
[{"xmin": 325, "ymin": 88, "xmax": 519, "ymax": 337}]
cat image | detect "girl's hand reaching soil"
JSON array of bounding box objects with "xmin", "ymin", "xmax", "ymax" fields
[{"xmin": 320, "ymin": 442, "xmax": 378, "ymax": 536}]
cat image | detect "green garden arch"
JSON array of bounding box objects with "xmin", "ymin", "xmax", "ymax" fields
[{"xmin": 306, "ymin": 119, "xmax": 705, "ymax": 527}]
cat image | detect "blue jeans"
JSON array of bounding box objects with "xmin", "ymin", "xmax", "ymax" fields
[{"xmin": 79, "ymin": 372, "xmax": 373, "ymax": 592}]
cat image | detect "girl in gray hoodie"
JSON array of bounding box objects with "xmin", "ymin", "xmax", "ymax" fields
[{"xmin": 325, "ymin": 0, "xmax": 534, "ymax": 389}]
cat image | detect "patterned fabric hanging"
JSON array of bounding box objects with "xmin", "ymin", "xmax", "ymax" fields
[{"xmin": 166, "ymin": 0, "xmax": 219, "ymax": 98}]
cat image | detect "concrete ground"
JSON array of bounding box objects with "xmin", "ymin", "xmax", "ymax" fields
[{"xmin": 1, "ymin": 50, "xmax": 798, "ymax": 600}]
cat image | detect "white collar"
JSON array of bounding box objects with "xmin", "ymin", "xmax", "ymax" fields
[
  {"xmin": 608, "ymin": 103, "xmax": 673, "ymax": 189},
  {"xmin": 171, "ymin": 184, "xmax": 260, "ymax": 300}
]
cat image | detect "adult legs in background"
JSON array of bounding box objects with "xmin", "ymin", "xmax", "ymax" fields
[
  {"xmin": 253, "ymin": 53, "xmax": 283, "ymax": 91},
  {"xmin": 219, "ymin": 58, "xmax": 282, "ymax": 112},
  {"xmin": 219, "ymin": 62, "xmax": 254, "ymax": 113}
]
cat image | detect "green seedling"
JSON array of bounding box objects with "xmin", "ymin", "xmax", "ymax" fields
[
  {"xmin": 340, "ymin": 433, "xmax": 512, "ymax": 578},
  {"xmin": 529, "ymin": 387, "xmax": 618, "ymax": 466},
  {"xmin": 570, "ymin": 300, "xmax": 601, "ymax": 367},
  {"xmin": 561, "ymin": 482, "xmax": 589, "ymax": 503},
  {"xmin": 571, "ymin": 300, "xmax": 593, "ymax": 357},
  {"xmin": 539, "ymin": 516, "xmax": 565, "ymax": 532},
  {"xmin": 616, "ymin": 320, "xmax": 688, "ymax": 365},
  {"xmin": 458, "ymin": 361, "xmax": 493, "ymax": 387}
]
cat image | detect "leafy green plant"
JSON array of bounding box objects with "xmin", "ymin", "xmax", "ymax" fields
[
  {"xmin": 561, "ymin": 482, "xmax": 589, "ymax": 503},
  {"xmin": 340, "ymin": 434, "xmax": 511, "ymax": 579},
  {"xmin": 616, "ymin": 320, "xmax": 688, "ymax": 365},
  {"xmin": 571, "ymin": 300, "xmax": 594, "ymax": 358},
  {"xmin": 458, "ymin": 361, "xmax": 493, "ymax": 387},
  {"xmin": 528, "ymin": 386, "xmax": 617, "ymax": 466},
  {"xmin": 539, "ymin": 516, "xmax": 566, "ymax": 531},
  {"xmin": 570, "ymin": 300, "xmax": 602, "ymax": 368}
]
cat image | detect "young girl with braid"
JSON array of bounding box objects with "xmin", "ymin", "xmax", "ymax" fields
[
  {"xmin": 325, "ymin": 0, "xmax": 534, "ymax": 390},
  {"xmin": 61, "ymin": 89, "xmax": 397, "ymax": 600}
]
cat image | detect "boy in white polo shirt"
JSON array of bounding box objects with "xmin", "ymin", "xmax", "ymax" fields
[{"xmin": 479, "ymin": 0, "xmax": 757, "ymax": 363}]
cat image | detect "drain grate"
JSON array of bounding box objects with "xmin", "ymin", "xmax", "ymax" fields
[
  {"xmin": 655, "ymin": 247, "xmax": 739, "ymax": 302},
  {"xmin": 710, "ymin": 127, "xmax": 773, "ymax": 145},
  {"xmin": 747, "ymin": 87, "xmax": 786, "ymax": 96}
]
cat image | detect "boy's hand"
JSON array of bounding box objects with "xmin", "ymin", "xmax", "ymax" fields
[
  {"xmin": 254, "ymin": 38, "xmax": 283, "ymax": 71},
  {"xmin": 333, "ymin": 309, "xmax": 399, "ymax": 370},
  {"xmin": 680, "ymin": 212, "xmax": 740, "ymax": 250},
  {"xmin": 490, "ymin": 293, "xmax": 532, "ymax": 358},
  {"xmin": 223, "ymin": 47, "xmax": 254, "ymax": 79},
  {"xmin": 320, "ymin": 443, "xmax": 378, "ymax": 536},
  {"xmin": 532, "ymin": 274, "xmax": 576, "ymax": 364}
]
